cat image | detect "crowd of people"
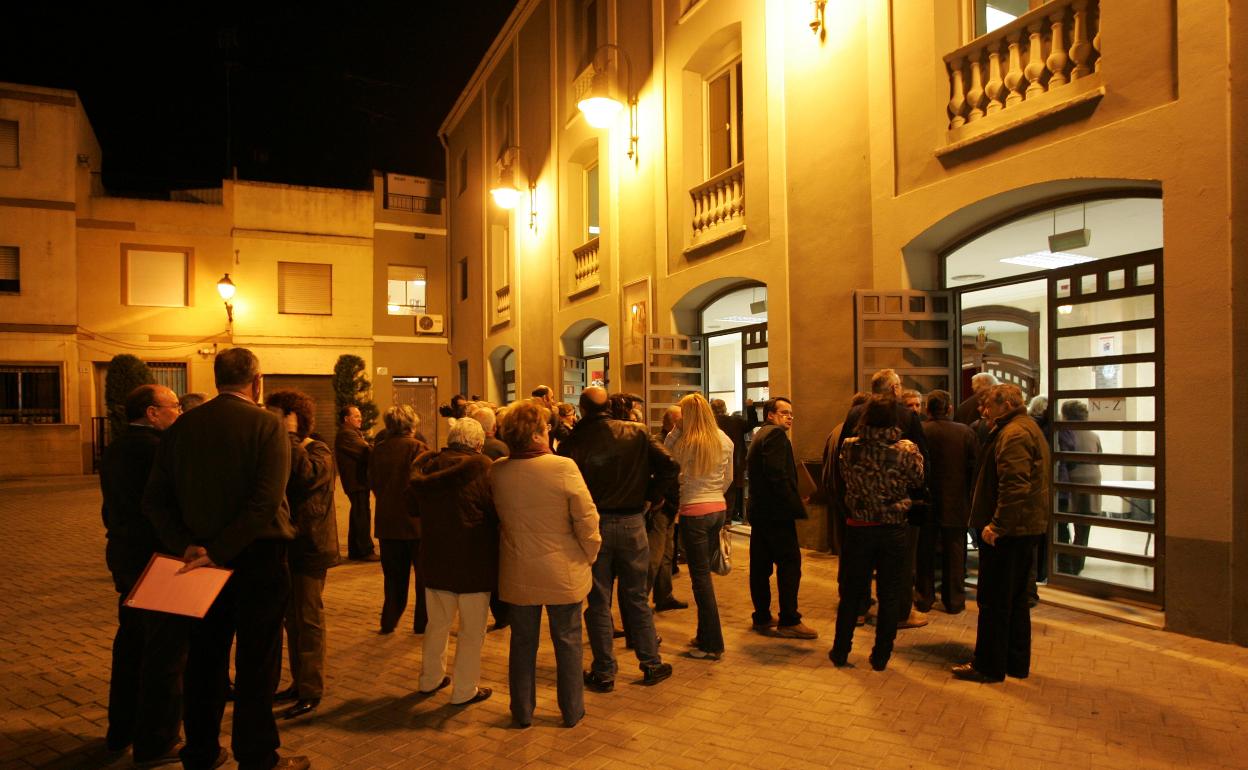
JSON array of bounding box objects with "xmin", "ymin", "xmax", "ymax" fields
[{"xmin": 98, "ymin": 347, "xmax": 1058, "ymax": 768}]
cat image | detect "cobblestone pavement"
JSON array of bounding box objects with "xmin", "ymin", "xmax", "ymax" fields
[{"xmin": 2, "ymin": 476, "xmax": 1248, "ymax": 769}]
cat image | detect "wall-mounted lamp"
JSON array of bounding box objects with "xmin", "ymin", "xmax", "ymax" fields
[
  {"xmin": 490, "ymin": 146, "xmax": 538, "ymax": 230},
  {"xmin": 578, "ymin": 44, "xmax": 639, "ymax": 162},
  {"xmin": 810, "ymin": 0, "xmax": 828, "ymax": 39},
  {"xmin": 216, "ymin": 273, "xmax": 236, "ymax": 324}
]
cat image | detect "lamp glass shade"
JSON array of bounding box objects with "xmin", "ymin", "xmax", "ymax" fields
[
  {"xmin": 490, "ymin": 185, "xmax": 521, "ymax": 209},
  {"xmin": 578, "ymin": 96, "xmax": 624, "ymax": 128},
  {"xmin": 216, "ymin": 274, "xmax": 236, "ymax": 301}
]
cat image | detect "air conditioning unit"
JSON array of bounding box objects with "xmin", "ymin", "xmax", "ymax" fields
[{"xmin": 414, "ymin": 313, "xmax": 444, "ymax": 334}]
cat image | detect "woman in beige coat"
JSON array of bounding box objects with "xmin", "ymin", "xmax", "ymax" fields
[{"xmin": 491, "ymin": 400, "xmax": 601, "ymax": 729}]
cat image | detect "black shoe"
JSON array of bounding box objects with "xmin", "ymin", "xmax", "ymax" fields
[
  {"xmin": 378, "ymin": 626, "xmax": 395, "ymax": 635},
  {"xmin": 583, "ymin": 671, "xmax": 614, "ymax": 693},
  {"xmin": 828, "ymin": 649, "xmax": 849, "ymax": 667},
  {"xmin": 869, "ymin": 653, "xmax": 889, "ymax": 671},
  {"xmin": 274, "ymin": 686, "xmax": 298, "ymax": 703},
  {"xmin": 281, "ymin": 698, "xmax": 320, "ymax": 720},
  {"xmin": 490, "ymin": 621, "xmax": 510, "ymax": 632},
  {"xmin": 452, "ymin": 687, "xmax": 492, "ymax": 706},
  {"xmin": 419, "ymin": 676, "xmax": 451, "ymax": 695},
  {"xmin": 133, "ymin": 742, "xmax": 183, "ymax": 768},
  {"xmin": 653, "ymin": 597, "xmax": 689, "ymax": 612},
  {"xmin": 951, "ymin": 663, "xmax": 1004, "ymax": 682},
  {"xmin": 641, "ymin": 662, "xmax": 673, "ymax": 685},
  {"xmin": 1007, "ymin": 670, "xmax": 1030, "ymax": 679},
  {"xmin": 612, "ymin": 628, "xmax": 625, "ymax": 639}
]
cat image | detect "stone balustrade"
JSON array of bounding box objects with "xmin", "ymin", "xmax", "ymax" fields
[
  {"xmin": 495, "ymin": 285, "xmax": 511, "ymax": 318},
  {"xmin": 945, "ymin": 0, "xmax": 1100, "ymax": 130},
  {"xmin": 572, "ymin": 237, "xmax": 601, "ymax": 294},
  {"xmin": 689, "ymin": 162, "xmax": 744, "ymax": 240}
]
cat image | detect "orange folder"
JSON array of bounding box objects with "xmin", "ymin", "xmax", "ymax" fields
[{"xmin": 123, "ymin": 553, "xmax": 233, "ymax": 618}]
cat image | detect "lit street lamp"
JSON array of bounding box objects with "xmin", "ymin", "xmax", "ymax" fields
[{"xmin": 217, "ymin": 273, "xmax": 236, "ymax": 324}]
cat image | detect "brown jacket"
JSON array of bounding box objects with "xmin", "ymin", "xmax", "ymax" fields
[
  {"xmin": 490, "ymin": 453, "xmax": 601, "ymax": 605},
  {"xmin": 286, "ymin": 435, "xmax": 341, "ymax": 574},
  {"xmin": 410, "ymin": 446, "xmax": 498, "ymax": 594},
  {"xmin": 334, "ymin": 426, "xmax": 371, "ymax": 494},
  {"xmin": 922, "ymin": 416, "xmax": 980, "ymax": 528},
  {"xmin": 970, "ymin": 407, "xmax": 1051, "ymax": 536},
  {"xmin": 369, "ymin": 434, "xmax": 428, "ymax": 540}
]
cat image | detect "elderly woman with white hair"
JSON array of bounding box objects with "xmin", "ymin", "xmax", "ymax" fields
[
  {"xmin": 369, "ymin": 405, "xmax": 430, "ymax": 634},
  {"xmin": 408, "ymin": 417, "xmax": 498, "ymax": 704}
]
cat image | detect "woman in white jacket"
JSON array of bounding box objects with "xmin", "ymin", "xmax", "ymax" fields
[
  {"xmin": 491, "ymin": 400, "xmax": 601, "ymax": 728},
  {"xmin": 664, "ymin": 393, "xmax": 734, "ymax": 659}
]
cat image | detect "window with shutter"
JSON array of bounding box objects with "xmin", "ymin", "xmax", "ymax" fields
[
  {"xmin": 0, "ymin": 121, "xmax": 17, "ymax": 168},
  {"xmin": 0, "ymin": 246, "xmax": 18, "ymax": 293},
  {"xmin": 124, "ymin": 247, "xmax": 189, "ymax": 307},
  {"xmin": 278, "ymin": 262, "xmax": 332, "ymax": 315}
]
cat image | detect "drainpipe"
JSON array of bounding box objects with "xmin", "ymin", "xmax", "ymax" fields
[{"xmin": 439, "ymin": 129, "xmax": 454, "ymax": 362}]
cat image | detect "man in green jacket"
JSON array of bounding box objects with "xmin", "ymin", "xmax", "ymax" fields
[
  {"xmin": 953, "ymin": 383, "xmax": 1051, "ymax": 683},
  {"xmin": 144, "ymin": 347, "xmax": 308, "ymax": 770}
]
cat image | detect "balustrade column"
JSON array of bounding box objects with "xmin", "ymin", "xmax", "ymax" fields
[
  {"xmin": 948, "ymin": 57, "xmax": 968, "ymax": 128},
  {"xmin": 1092, "ymin": 4, "xmax": 1101, "ymax": 72},
  {"xmin": 985, "ymin": 42, "xmax": 1004, "ymax": 114},
  {"xmin": 967, "ymin": 55, "xmax": 986, "ymax": 122},
  {"xmin": 1046, "ymin": 8, "xmax": 1069, "ymax": 89},
  {"xmin": 1004, "ymin": 30, "xmax": 1025, "ymax": 106},
  {"xmin": 1069, "ymin": 0, "xmax": 1092, "ymax": 80},
  {"xmin": 1023, "ymin": 21, "xmax": 1046, "ymax": 99}
]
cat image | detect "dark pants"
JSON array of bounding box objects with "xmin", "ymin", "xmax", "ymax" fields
[
  {"xmin": 725, "ymin": 485, "xmax": 744, "ymax": 523},
  {"xmin": 285, "ymin": 570, "xmax": 327, "ymax": 700},
  {"xmin": 896, "ymin": 524, "xmax": 919, "ymax": 618},
  {"xmin": 681, "ymin": 510, "xmax": 725, "ymax": 653},
  {"xmin": 490, "ymin": 591, "xmax": 509, "ymax": 627},
  {"xmin": 346, "ymin": 490, "xmax": 375, "ymax": 559},
  {"xmin": 646, "ymin": 510, "xmax": 675, "ymax": 604},
  {"xmin": 585, "ymin": 513, "xmax": 661, "ymax": 678},
  {"xmin": 939, "ymin": 526, "xmax": 968, "ymax": 612},
  {"xmin": 914, "ymin": 520, "xmax": 939, "ymax": 612},
  {"xmin": 833, "ymin": 524, "xmax": 906, "ymax": 663},
  {"xmin": 181, "ymin": 540, "xmax": 288, "ymax": 770},
  {"xmin": 508, "ymin": 602, "xmax": 584, "ymax": 727},
  {"xmin": 1056, "ymin": 522, "xmax": 1090, "ymax": 574},
  {"xmin": 107, "ymin": 585, "xmax": 188, "ymax": 760},
  {"xmin": 748, "ymin": 518, "xmax": 803, "ymax": 626},
  {"xmin": 973, "ymin": 534, "xmax": 1040, "ymax": 679},
  {"xmin": 379, "ymin": 538, "xmax": 427, "ymax": 633}
]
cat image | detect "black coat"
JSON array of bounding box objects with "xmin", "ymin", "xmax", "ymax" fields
[
  {"xmin": 557, "ymin": 413, "xmax": 679, "ymax": 514},
  {"xmin": 410, "ymin": 446, "xmax": 499, "ymax": 594},
  {"xmin": 334, "ymin": 426, "xmax": 371, "ymax": 494},
  {"xmin": 100, "ymin": 424, "xmax": 168, "ymax": 591},
  {"xmin": 285, "ymin": 435, "xmax": 340, "ymax": 574},
  {"xmin": 369, "ymin": 434, "xmax": 429, "ymax": 540},
  {"xmin": 715, "ymin": 413, "xmax": 748, "ymax": 489},
  {"xmin": 746, "ymin": 424, "xmax": 806, "ymax": 522},
  {"xmin": 921, "ymin": 417, "xmax": 979, "ymax": 528},
  {"xmin": 954, "ymin": 394, "xmax": 981, "ymax": 425}
]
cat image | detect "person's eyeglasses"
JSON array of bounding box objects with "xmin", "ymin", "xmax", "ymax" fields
[{"xmin": 158, "ymin": 402, "xmax": 182, "ymax": 412}]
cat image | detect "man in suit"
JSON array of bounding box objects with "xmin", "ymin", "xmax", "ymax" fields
[
  {"xmin": 101, "ymin": 384, "xmax": 186, "ymax": 765},
  {"xmin": 335, "ymin": 405, "xmax": 377, "ymax": 561},
  {"xmin": 954, "ymin": 372, "xmax": 998, "ymax": 425},
  {"xmin": 918, "ymin": 390, "xmax": 979, "ymax": 614},
  {"xmin": 144, "ymin": 348, "xmax": 309, "ymax": 770},
  {"xmin": 747, "ymin": 397, "xmax": 818, "ymax": 639}
]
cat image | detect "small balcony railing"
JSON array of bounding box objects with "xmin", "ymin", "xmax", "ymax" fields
[
  {"xmin": 944, "ymin": 0, "xmax": 1101, "ymax": 134},
  {"xmin": 495, "ymin": 285, "xmax": 511, "ymax": 319},
  {"xmin": 572, "ymin": 237, "xmax": 601, "ymax": 295},
  {"xmin": 385, "ymin": 193, "xmax": 442, "ymax": 214},
  {"xmin": 689, "ymin": 162, "xmax": 744, "ymax": 241}
]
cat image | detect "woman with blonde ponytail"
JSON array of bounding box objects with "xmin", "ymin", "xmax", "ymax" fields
[{"xmin": 664, "ymin": 393, "xmax": 734, "ymax": 659}]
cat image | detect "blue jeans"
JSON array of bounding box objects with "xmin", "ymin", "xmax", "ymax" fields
[
  {"xmin": 585, "ymin": 513, "xmax": 661, "ymax": 678},
  {"xmin": 508, "ymin": 602, "xmax": 584, "ymax": 727},
  {"xmin": 680, "ymin": 510, "xmax": 725, "ymax": 654}
]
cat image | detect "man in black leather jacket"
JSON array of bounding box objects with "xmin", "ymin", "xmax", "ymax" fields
[{"xmin": 558, "ymin": 387, "xmax": 679, "ymax": 691}]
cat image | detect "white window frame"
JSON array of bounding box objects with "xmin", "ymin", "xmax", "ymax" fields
[
  {"xmin": 386, "ymin": 265, "xmax": 428, "ymax": 316},
  {"xmin": 122, "ymin": 245, "xmax": 192, "ymax": 308},
  {"xmin": 584, "ymin": 161, "xmax": 600, "ymax": 241}
]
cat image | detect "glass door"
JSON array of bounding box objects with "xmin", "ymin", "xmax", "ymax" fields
[{"xmin": 1047, "ymin": 251, "xmax": 1163, "ymax": 606}]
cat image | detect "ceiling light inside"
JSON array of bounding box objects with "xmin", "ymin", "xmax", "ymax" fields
[
  {"xmin": 999, "ymin": 251, "xmax": 1096, "ymax": 269},
  {"xmin": 718, "ymin": 315, "xmax": 766, "ymax": 324}
]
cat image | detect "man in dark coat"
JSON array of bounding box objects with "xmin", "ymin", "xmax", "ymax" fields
[
  {"xmin": 918, "ymin": 390, "xmax": 979, "ymax": 614},
  {"xmin": 144, "ymin": 347, "xmax": 307, "ymax": 770},
  {"xmin": 832, "ymin": 369, "xmax": 930, "ymax": 629},
  {"xmin": 101, "ymin": 383, "xmax": 186, "ymax": 764},
  {"xmin": 370, "ymin": 405, "xmax": 430, "ymax": 634},
  {"xmin": 953, "ymin": 384, "xmax": 1051, "ymax": 683},
  {"xmin": 410, "ymin": 417, "xmax": 498, "ymax": 705},
  {"xmin": 747, "ymin": 397, "xmax": 818, "ymax": 639},
  {"xmin": 711, "ymin": 398, "xmax": 747, "ymax": 524},
  {"xmin": 265, "ymin": 390, "xmax": 340, "ymax": 721},
  {"xmin": 335, "ymin": 405, "xmax": 377, "ymax": 561},
  {"xmin": 954, "ymin": 372, "xmax": 998, "ymax": 425},
  {"xmin": 558, "ymin": 386, "xmax": 677, "ymax": 691}
]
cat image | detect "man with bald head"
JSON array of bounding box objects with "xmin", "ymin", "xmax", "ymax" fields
[
  {"xmin": 101, "ymin": 384, "xmax": 185, "ymax": 764},
  {"xmin": 558, "ymin": 387, "xmax": 679, "ymax": 691}
]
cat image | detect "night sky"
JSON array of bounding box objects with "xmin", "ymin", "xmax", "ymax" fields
[{"xmin": 2, "ymin": 2, "xmax": 517, "ymax": 193}]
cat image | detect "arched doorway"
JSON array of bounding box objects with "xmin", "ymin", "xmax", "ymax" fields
[
  {"xmin": 559, "ymin": 319, "xmax": 610, "ymax": 402},
  {"xmin": 488, "ymin": 345, "xmax": 516, "ymax": 406},
  {"xmin": 700, "ymin": 283, "xmax": 768, "ymax": 420},
  {"xmin": 905, "ymin": 192, "xmax": 1165, "ymax": 608}
]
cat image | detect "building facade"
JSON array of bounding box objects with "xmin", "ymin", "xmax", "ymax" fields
[
  {"xmin": 439, "ymin": 0, "xmax": 1248, "ymax": 644},
  {"xmin": 0, "ymin": 83, "xmax": 452, "ymax": 476}
]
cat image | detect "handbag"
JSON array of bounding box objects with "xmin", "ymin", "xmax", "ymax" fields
[{"xmin": 710, "ymin": 525, "xmax": 732, "ymax": 576}]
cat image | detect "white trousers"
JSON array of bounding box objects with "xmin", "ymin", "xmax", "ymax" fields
[{"xmin": 419, "ymin": 589, "xmax": 491, "ymax": 703}]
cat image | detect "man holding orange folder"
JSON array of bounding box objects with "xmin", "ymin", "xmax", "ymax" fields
[{"xmin": 145, "ymin": 348, "xmax": 309, "ymax": 770}]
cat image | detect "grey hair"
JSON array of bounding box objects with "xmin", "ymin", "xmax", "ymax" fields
[
  {"xmin": 383, "ymin": 404, "xmax": 419, "ymax": 435},
  {"xmin": 448, "ymin": 417, "xmax": 485, "ymax": 450},
  {"xmin": 870, "ymin": 368, "xmax": 900, "ymax": 394},
  {"xmin": 469, "ymin": 403, "xmax": 496, "ymax": 434},
  {"xmin": 214, "ymin": 347, "xmax": 261, "ymax": 389},
  {"xmin": 971, "ymin": 372, "xmax": 999, "ymax": 392},
  {"xmin": 1027, "ymin": 395, "xmax": 1048, "ymax": 418},
  {"xmin": 985, "ymin": 383, "xmax": 1025, "ymax": 409}
]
